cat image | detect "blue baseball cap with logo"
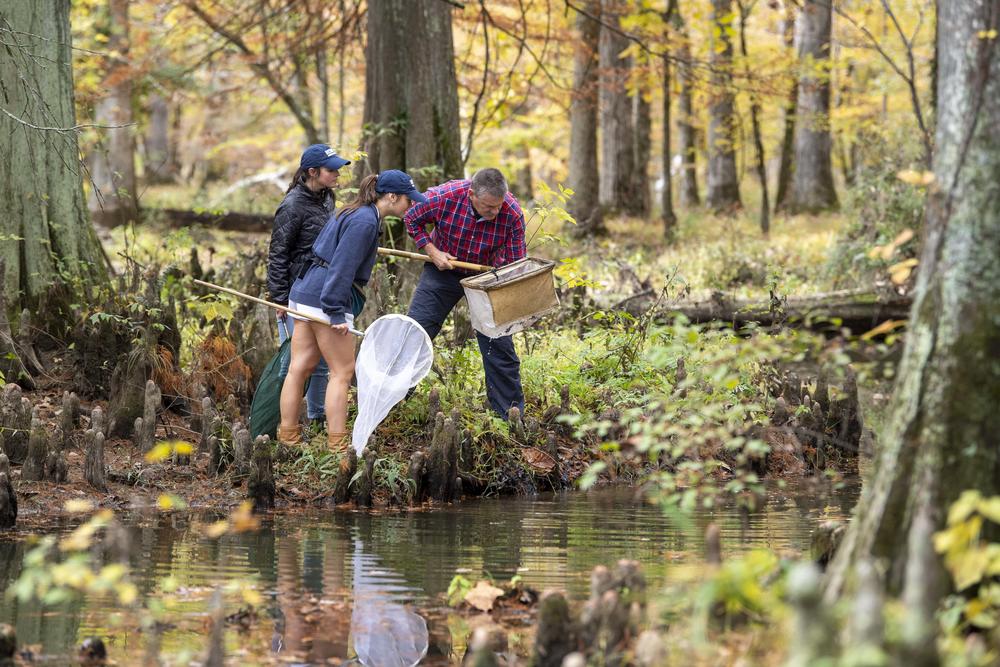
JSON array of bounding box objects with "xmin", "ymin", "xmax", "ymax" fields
[
  {"xmin": 300, "ymin": 144, "xmax": 351, "ymax": 171},
  {"xmin": 376, "ymin": 170, "xmax": 428, "ymax": 203}
]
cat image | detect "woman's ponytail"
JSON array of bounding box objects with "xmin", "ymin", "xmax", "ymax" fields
[{"xmin": 337, "ymin": 173, "xmax": 380, "ymax": 218}]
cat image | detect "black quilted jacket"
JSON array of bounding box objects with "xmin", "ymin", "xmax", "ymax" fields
[{"xmin": 266, "ymin": 182, "xmax": 335, "ymax": 305}]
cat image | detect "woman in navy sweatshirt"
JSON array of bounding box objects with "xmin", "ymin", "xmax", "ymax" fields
[{"xmin": 277, "ymin": 170, "xmax": 427, "ymax": 453}]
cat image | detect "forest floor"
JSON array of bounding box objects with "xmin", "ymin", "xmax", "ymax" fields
[{"xmin": 7, "ymin": 204, "xmax": 894, "ymax": 528}]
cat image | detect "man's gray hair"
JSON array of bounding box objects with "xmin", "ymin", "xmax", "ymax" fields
[{"xmin": 470, "ymin": 168, "xmax": 508, "ymax": 199}]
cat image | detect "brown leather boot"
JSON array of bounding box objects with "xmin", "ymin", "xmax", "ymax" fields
[
  {"xmin": 276, "ymin": 425, "xmax": 302, "ymax": 447},
  {"xmin": 328, "ymin": 431, "xmax": 350, "ymax": 455}
]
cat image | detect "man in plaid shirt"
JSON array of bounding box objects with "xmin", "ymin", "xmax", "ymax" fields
[{"xmin": 404, "ymin": 168, "xmax": 526, "ymax": 417}]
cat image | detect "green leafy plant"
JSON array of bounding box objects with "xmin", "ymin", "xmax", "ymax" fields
[{"xmin": 935, "ymin": 491, "xmax": 1000, "ymax": 663}]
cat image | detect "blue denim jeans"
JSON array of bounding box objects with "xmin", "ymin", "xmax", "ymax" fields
[
  {"xmin": 407, "ymin": 264, "xmax": 525, "ymax": 417},
  {"xmin": 277, "ymin": 315, "xmax": 328, "ymax": 420}
]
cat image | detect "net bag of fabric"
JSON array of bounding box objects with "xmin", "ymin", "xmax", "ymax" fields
[
  {"xmin": 249, "ymin": 338, "xmax": 299, "ymax": 440},
  {"xmin": 352, "ymin": 314, "xmax": 433, "ymax": 454}
]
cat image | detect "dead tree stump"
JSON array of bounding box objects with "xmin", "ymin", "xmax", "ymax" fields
[
  {"xmin": 45, "ymin": 449, "xmax": 68, "ymax": 483},
  {"xmin": 332, "ymin": 449, "xmax": 357, "ymax": 504},
  {"xmin": 248, "ymin": 436, "xmax": 275, "ymax": 511},
  {"xmin": 508, "ymin": 406, "xmax": 525, "ymax": 442},
  {"xmin": 0, "ymin": 470, "xmax": 16, "ymax": 529},
  {"xmin": 533, "ymin": 590, "xmax": 574, "ymax": 667},
  {"xmin": 232, "ymin": 425, "xmax": 251, "ymax": 478},
  {"xmin": 59, "ymin": 391, "xmax": 80, "ymax": 449},
  {"xmin": 207, "ymin": 436, "xmax": 222, "ymax": 474},
  {"xmin": 199, "ymin": 397, "xmax": 216, "ymax": 453},
  {"xmin": 84, "ymin": 429, "xmax": 107, "ymax": 491},
  {"xmin": 0, "ymin": 622, "xmax": 15, "ymax": 665},
  {"xmin": 407, "ymin": 451, "xmax": 426, "ymax": 503},
  {"xmin": 0, "ymin": 384, "xmax": 32, "ymax": 464},
  {"xmin": 466, "ymin": 626, "xmax": 502, "ymax": 667},
  {"xmin": 578, "ymin": 560, "xmax": 646, "ymax": 661},
  {"xmin": 427, "ymin": 413, "xmax": 458, "ymax": 501},
  {"xmin": 829, "ymin": 367, "xmax": 863, "ymax": 459},
  {"xmin": 134, "ymin": 380, "xmax": 160, "ymax": 453},
  {"xmin": 810, "ymin": 520, "xmax": 846, "ymax": 568},
  {"xmin": 108, "ymin": 342, "xmax": 153, "ymax": 438},
  {"xmin": 426, "ymin": 388, "xmax": 441, "ymax": 435},
  {"xmin": 90, "ymin": 406, "xmax": 107, "ymax": 438},
  {"xmin": 354, "ymin": 454, "xmax": 374, "ymax": 508},
  {"xmin": 0, "ymin": 279, "xmax": 33, "ymax": 390},
  {"xmin": 21, "ymin": 410, "xmax": 48, "ymax": 482}
]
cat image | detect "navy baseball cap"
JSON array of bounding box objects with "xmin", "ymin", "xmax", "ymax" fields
[
  {"xmin": 300, "ymin": 144, "xmax": 351, "ymax": 170},
  {"xmin": 376, "ymin": 170, "xmax": 428, "ymax": 203}
]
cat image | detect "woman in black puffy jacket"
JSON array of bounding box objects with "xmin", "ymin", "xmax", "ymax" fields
[{"xmin": 267, "ymin": 144, "xmax": 350, "ymax": 425}]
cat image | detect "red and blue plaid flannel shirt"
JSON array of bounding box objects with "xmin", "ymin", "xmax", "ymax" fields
[{"xmin": 403, "ymin": 179, "xmax": 526, "ymax": 268}]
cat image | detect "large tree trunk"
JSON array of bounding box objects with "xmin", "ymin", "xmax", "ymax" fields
[
  {"xmin": 629, "ymin": 84, "xmax": 651, "ymax": 216},
  {"xmin": 598, "ymin": 0, "xmax": 634, "ymax": 212},
  {"xmin": 788, "ymin": 0, "xmax": 838, "ymax": 213},
  {"xmin": 661, "ymin": 51, "xmax": 677, "ymax": 239},
  {"xmin": 774, "ymin": 0, "xmax": 798, "ymax": 213},
  {"xmin": 362, "ymin": 0, "xmax": 462, "ymax": 188},
  {"xmin": 87, "ymin": 0, "xmax": 139, "ymax": 227},
  {"xmin": 144, "ymin": 92, "xmax": 176, "ymax": 184},
  {"xmin": 0, "ymin": 0, "xmax": 107, "ymax": 314},
  {"xmin": 675, "ymin": 18, "xmax": 700, "ymax": 208},
  {"xmin": 567, "ymin": 0, "xmax": 604, "ymax": 236},
  {"xmin": 824, "ymin": 0, "xmax": 1000, "ymax": 631},
  {"xmin": 706, "ymin": 0, "xmax": 742, "ymax": 213},
  {"xmin": 737, "ymin": 0, "xmax": 769, "ymax": 235}
]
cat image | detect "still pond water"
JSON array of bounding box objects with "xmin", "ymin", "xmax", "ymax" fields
[{"xmin": 0, "ymin": 481, "xmax": 858, "ymax": 665}]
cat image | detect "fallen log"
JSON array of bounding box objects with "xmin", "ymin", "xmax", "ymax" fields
[
  {"xmin": 142, "ymin": 208, "xmax": 272, "ymax": 233},
  {"xmin": 622, "ymin": 288, "xmax": 912, "ymax": 333}
]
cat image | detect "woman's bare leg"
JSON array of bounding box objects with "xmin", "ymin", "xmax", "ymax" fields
[
  {"xmin": 312, "ymin": 326, "xmax": 356, "ymax": 435},
  {"xmin": 279, "ymin": 321, "xmax": 322, "ymax": 431}
]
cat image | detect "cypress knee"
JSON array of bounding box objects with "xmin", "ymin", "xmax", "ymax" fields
[
  {"xmin": 354, "ymin": 454, "xmax": 374, "ymax": 508},
  {"xmin": 407, "ymin": 451, "xmax": 425, "ymax": 504},
  {"xmin": 84, "ymin": 429, "xmax": 107, "ymax": 491},
  {"xmin": 332, "ymin": 449, "xmax": 357, "ymax": 504},
  {"xmin": 21, "ymin": 411, "xmax": 48, "ymax": 482},
  {"xmin": 533, "ymin": 590, "xmax": 574, "ymax": 667},
  {"xmin": 0, "ymin": 471, "xmax": 16, "ymax": 530},
  {"xmin": 248, "ymin": 436, "xmax": 275, "ymax": 512}
]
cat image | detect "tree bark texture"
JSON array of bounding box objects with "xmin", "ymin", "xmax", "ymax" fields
[
  {"xmin": 362, "ymin": 0, "xmax": 462, "ymax": 188},
  {"xmin": 568, "ymin": 0, "xmax": 604, "ymax": 235},
  {"xmin": 774, "ymin": 0, "xmax": 798, "ymax": 213},
  {"xmin": 144, "ymin": 93, "xmax": 175, "ymax": 183},
  {"xmin": 598, "ymin": 0, "xmax": 635, "ymax": 212},
  {"xmin": 630, "ymin": 83, "xmax": 652, "ymax": 216},
  {"xmin": 675, "ymin": 23, "xmax": 700, "ymax": 208},
  {"xmin": 0, "ymin": 0, "xmax": 107, "ymax": 314},
  {"xmin": 737, "ymin": 1, "xmax": 770, "ymax": 234},
  {"xmin": 788, "ymin": 0, "xmax": 838, "ymax": 213},
  {"xmin": 825, "ymin": 0, "xmax": 1000, "ymax": 605},
  {"xmin": 706, "ymin": 0, "xmax": 742, "ymax": 212},
  {"xmin": 88, "ymin": 0, "xmax": 139, "ymax": 227},
  {"xmin": 661, "ymin": 51, "xmax": 677, "ymax": 237}
]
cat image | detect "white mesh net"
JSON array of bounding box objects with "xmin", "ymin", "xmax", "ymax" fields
[{"xmin": 352, "ymin": 314, "xmax": 433, "ymax": 454}]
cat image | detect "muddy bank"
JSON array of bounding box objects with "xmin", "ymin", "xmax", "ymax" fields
[{"xmin": 0, "ymin": 357, "xmax": 866, "ymax": 529}]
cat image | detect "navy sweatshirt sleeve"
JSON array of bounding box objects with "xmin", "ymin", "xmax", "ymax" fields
[{"xmin": 318, "ymin": 209, "xmax": 379, "ymax": 324}]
